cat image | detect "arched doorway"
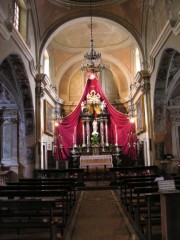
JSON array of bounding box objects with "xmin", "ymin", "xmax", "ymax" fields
[
  {"xmin": 154, "ymin": 49, "xmax": 180, "ymax": 167},
  {"xmin": 0, "ymin": 55, "xmax": 35, "ymax": 180}
]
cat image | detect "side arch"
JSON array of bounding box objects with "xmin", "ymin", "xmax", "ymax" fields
[{"xmin": 0, "ymin": 54, "xmax": 35, "ymax": 179}]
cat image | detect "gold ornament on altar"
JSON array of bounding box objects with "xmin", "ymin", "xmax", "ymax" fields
[{"xmin": 81, "ymin": 90, "xmax": 106, "ymax": 115}]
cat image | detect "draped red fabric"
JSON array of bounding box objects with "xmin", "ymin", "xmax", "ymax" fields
[{"xmin": 55, "ymin": 75, "xmax": 136, "ymax": 161}]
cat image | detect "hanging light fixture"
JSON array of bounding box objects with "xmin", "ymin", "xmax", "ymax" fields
[
  {"xmin": 128, "ymin": 84, "xmax": 136, "ymax": 123},
  {"xmin": 81, "ymin": 0, "xmax": 104, "ymax": 73}
]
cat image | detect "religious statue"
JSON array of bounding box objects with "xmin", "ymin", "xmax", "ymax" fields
[
  {"xmin": 92, "ymin": 119, "xmax": 98, "ymax": 135},
  {"xmin": 100, "ymin": 100, "xmax": 106, "ymax": 113},
  {"xmin": 81, "ymin": 101, "xmax": 86, "ymax": 113}
]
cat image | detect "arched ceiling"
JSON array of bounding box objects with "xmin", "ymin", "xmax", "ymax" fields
[
  {"xmin": 51, "ymin": 18, "xmax": 130, "ymax": 50},
  {"xmin": 48, "ymin": 0, "xmax": 129, "ymax": 7},
  {"xmin": 34, "ymin": 0, "xmax": 144, "ymax": 107}
]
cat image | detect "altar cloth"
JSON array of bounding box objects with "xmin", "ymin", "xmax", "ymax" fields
[{"xmin": 80, "ymin": 155, "xmax": 113, "ymax": 168}]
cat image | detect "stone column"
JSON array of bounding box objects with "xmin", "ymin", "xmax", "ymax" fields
[
  {"xmin": 104, "ymin": 118, "xmax": 109, "ymax": 146},
  {"xmin": 86, "ymin": 118, "xmax": 90, "ymax": 151},
  {"xmin": 100, "ymin": 117, "xmax": 105, "ymax": 150},
  {"xmin": 35, "ymin": 74, "xmax": 44, "ymax": 168},
  {"xmin": 139, "ymin": 70, "xmax": 154, "ymax": 165},
  {"xmin": 82, "ymin": 119, "xmax": 86, "ymax": 147}
]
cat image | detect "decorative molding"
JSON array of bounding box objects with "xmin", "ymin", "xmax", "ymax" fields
[
  {"xmin": 48, "ymin": 0, "xmax": 127, "ymax": 7},
  {"xmin": 149, "ymin": 20, "xmax": 172, "ymax": 73},
  {"xmin": 150, "ymin": 20, "xmax": 172, "ymax": 59},
  {"xmin": 173, "ymin": 19, "xmax": 180, "ymax": 35},
  {"xmin": 11, "ymin": 28, "xmax": 34, "ymax": 63},
  {"xmin": 35, "ymin": 74, "xmax": 63, "ymax": 104},
  {"xmin": 135, "ymin": 70, "xmax": 150, "ymax": 94},
  {"xmin": 0, "ymin": 23, "xmax": 11, "ymax": 40}
]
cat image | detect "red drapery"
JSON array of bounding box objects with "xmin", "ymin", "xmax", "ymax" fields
[{"xmin": 55, "ymin": 74, "xmax": 136, "ymax": 161}]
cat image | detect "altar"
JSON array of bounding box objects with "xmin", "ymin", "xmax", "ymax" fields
[
  {"xmin": 54, "ymin": 78, "xmax": 136, "ymax": 164},
  {"xmin": 80, "ymin": 155, "xmax": 113, "ymax": 169}
]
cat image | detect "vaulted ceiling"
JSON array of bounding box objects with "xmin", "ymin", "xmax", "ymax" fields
[{"xmin": 33, "ymin": 0, "xmax": 144, "ymax": 109}]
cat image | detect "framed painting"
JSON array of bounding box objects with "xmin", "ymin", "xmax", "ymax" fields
[
  {"xmin": 44, "ymin": 100, "xmax": 54, "ymax": 136},
  {"xmin": 136, "ymin": 95, "xmax": 145, "ymax": 134}
]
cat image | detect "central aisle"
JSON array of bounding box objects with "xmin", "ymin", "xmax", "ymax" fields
[{"xmin": 63, "ymin": 190, "xmax": 138, "ymax": 240}]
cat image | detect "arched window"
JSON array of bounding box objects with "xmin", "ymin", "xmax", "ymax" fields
[
  {"xmin": 135, "ymin": 47, "xmax": 141, "ymax": 73},
  {"xmin": 13, "ymin": 1, "xmax": 20, "ymax": 31},
  {"xmin": 13, "ymin": 0, "xmax": 28, "ymax": 42},
  {"xmin": 43, "ymin": 50, "xmax": 50, "ymax": 78}
]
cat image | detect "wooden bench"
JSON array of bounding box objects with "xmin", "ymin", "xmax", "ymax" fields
[
  {"xmin": 7, "ymin": 179, "xmax": 77, "ymax": 208},
  {"xmin": 118, "ymin": 174, "xmax": 178, "ymax": 206},
  {"xmin": 145, "ymin": 193, "xmax": 161, "ymax": 240},
  {"xmin": 117, "ymin": 173, "xmax": 180, "ymax": 240},
  {"xmin": 35, "ymin": 168, "xmax": 85, "ymax": 186},
  {"xmin": 109, "ymin": 166, "xmax": 159, "ymax": 185},
  {"xmin": 0, "ymin": 198, "xmax": 60, "ymax": 240},
  {"xmin": 133, "ymin": 183, "xmax": 180, "ymax": 240},
  {"xmin": 119, "ymin": 175, "xmax": 159, "ymax": 205},
  {"xmin": 1, "ymin": 183, "xmax": 75, "ymax": 211},
  {"xmin": 0, "ymin": 189, "xmax": 68, "ymax": 233}
]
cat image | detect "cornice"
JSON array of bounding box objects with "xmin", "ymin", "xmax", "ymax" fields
[
  {"xmin": 11, "ymin": 28, "xmax": 34, "ymax": 63},
  {"xmin": 149, "ymin": 20, "xmax": 172, "ymax": 73}
]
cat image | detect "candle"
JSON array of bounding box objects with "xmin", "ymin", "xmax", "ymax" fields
[
  {"xmin": 74, "ymin": 126, "xmax": 77, "ymax": 146},
  {"xmin": 115, "ymin": 125, "xmax": 118, "ymax": 145},
  {"xmin": 73, "ymin": 134, "xmax": 75, "ymax": 145}
]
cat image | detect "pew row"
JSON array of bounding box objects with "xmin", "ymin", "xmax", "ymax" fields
[
  {"xmin": 0, "ymin": 189, "xmax": 69, "ymax": 236},
  {"xmin": 109, "ymin": 165, "xmax": 159, "ymax": 185},
  {"xmin": 35, "ymin": 168, "xmax": 85, "ymax": 186},
  {"xmin": 0, "ymin": 199, "xmax": 61, "ymax": 240},
  {"xmin": 118, "ymin": 173, "xmax": 180, "ymax": 240}
]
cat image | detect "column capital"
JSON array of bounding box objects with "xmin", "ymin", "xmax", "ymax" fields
[
  {"xmin": 35, "ymin": 74, "xmax": 45, "ymax": 97},
  {"xmin": 136, "ymin": 70, "xmax": 150, "ymax": 94}
]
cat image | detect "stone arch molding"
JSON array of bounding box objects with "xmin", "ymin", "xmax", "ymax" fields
[
  {"xmin": 154, "ymin": 49, "xmax": 180, "ymax": 134},
  {"xmin": 0, "ymin": 54, "xmax": 35, "ymax": 179}
]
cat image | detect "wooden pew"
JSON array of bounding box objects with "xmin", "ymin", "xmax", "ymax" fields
[
  {"xmin": 35, "ymin": 168, "xmax": 85, "ymax": 186},
  {"xmin": 119, "ymin": 174, "xmax": 178, "ymax": 207},
  {"xmin": 118, "ymin": 173, "xmax": 180, "ymax": 240},
  {"xmin": 0, "ymin": 199, "xmax": 60, "ymax": 240},
  {"xmin": 145, "ymin": 193, "xmax": 161, "ymax": 240},
  {"xmin": 133, "ymin": 182, "xmax": 180, "ymax": 240},
  {"xmin": 126, "ymin": 181, "xmax": 158, "ymax": 214},
  {"xmin": 1, "ymin": 184, "xmax": 75, "ymax": 210},
  {"xmin": 7, "ymin": 179, "xmax": 77, "ymax": 208},
  {"xmin": 119, "ymin": 175, "xmax": 159, "ymax": 206},
  {"xmin": 0, "ymin": 189, "xmax": 68, "ymax": 233},
  {"xmin": 109, "ymin": 165, "xmax": 159, "ymax": 185}
]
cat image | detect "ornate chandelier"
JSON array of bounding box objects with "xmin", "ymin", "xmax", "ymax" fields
[{"xmin": 81, "ymin": 0, "xmax": 104, "ymax": 73}]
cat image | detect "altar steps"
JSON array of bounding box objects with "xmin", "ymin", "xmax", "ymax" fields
[
  {"xmin": 78, "ymin": 185, "xmax": 118, "ymax": 191},
  {"xmin": 78, "ymin": 180, "xmax": 118, "ymax": 191}
]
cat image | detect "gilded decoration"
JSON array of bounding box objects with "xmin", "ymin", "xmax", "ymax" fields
[{"xmin": 81, "ymin": 90, "xmax": 106, "ymax": 115}]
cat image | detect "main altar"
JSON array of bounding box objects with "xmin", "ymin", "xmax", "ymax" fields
[
  {"xmin": 69, "ymin": 89, "xmax": 122, "ymax": 168},
  {"xmin": 54, "ymin": 77, "xmax": 136, "ymax": 167},
  {"xmin": 79, "ymin": 155, "xmax": 113, "ymax": 170}
]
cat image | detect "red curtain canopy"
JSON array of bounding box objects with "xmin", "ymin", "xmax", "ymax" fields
[{"xmin": 55, "ymin": 74, "xmax": 136, "ymax": 161}]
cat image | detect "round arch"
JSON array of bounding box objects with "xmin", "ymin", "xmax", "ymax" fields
[{"xmin": 0, "ymin": 54, "xmax": 35, "ymax": 179}]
